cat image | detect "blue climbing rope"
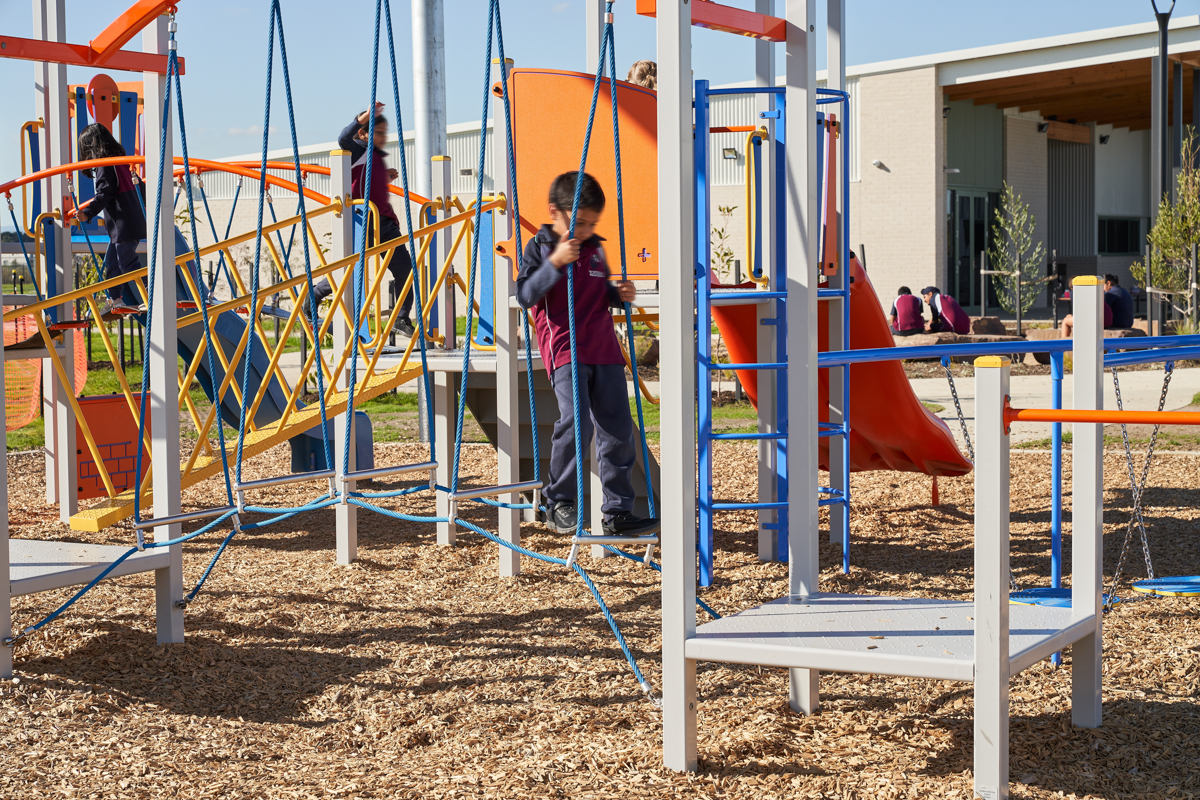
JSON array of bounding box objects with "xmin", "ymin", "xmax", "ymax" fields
[
  {"xmin": 195, "ymin": 175, "xmax": 243, "ymax": 299},
  {"xmin": 5, "ymin": 201, "xmax": 42, "ymax": 300}
]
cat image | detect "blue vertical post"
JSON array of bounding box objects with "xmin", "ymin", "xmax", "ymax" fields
[
  {"xmin": 42, "ymin": 215, "xmax": 57, "ymax": 324},
  {"xmin": 119, "ymin": 92, "xmax": 139, "ymax": 159},
  {"xmin": 695, "ymin": 80, "xmax": 715, "ymax": 587},
  {"xmin": 773, "ymin": 90, "xmax": 789, "ymax": 561},
  {"xmin": 1050, "ymin": 350, "xmax": 1064, "ymax": 589},
  {"xmin": 839, "ymin": 98, "xmax": 852, "ymax": 573},
  {"xmin": 477, "ymin": 210, "xmax": 495, "ymax": 345}
]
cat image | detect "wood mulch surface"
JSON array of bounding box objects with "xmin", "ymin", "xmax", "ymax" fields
[{"xmin": 2, "ymin": 444, "xmax": 1198, "ymax": 799}]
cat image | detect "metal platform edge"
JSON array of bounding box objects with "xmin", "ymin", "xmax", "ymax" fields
[{"xmin": 9, "ymin": 539, "xmax": 169, "ymax": 598}]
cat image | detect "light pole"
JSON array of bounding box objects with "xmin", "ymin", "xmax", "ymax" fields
[{"xmin": 1151, "ymin": 0, "xmax": 1175, "ymax": 334}]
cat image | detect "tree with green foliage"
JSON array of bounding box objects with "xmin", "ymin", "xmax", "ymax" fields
[
  {"xmin": 988, "ymin": 181, "xmax": 1049, "ymax": 317},
  {"xmin": 1132, "ymin": 127, "xmax": 1200, "ymax": 321}
]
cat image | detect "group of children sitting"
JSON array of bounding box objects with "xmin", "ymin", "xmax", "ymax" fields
[
  {"xmin": 889, "ymin": 285, "xmax": 971, "ymax": 336},
  {"xmin": 69, "ymin": 95, "xmax": 660, "ymax": 540}
]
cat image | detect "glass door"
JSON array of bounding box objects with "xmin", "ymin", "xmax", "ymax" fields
[{"xmin": 947, "ymin": 189, "xmax": 1000, "ymax": 314}]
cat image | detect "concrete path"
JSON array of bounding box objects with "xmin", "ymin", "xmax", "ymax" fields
[{"xmin": 911, "ymin": 367, "xmax": 1200, "ymax": 448}]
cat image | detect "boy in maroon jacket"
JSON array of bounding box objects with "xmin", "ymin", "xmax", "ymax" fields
[{"xmin": 516, "ymin": 172, "xmax": 658, "ymax": 537}]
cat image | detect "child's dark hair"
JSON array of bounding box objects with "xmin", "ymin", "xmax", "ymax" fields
[
  {"xmin": 78, "ymin": 123, "xmax": 126, "ymax": 177},
  {"xmin": 897, "ymin": 286, "xmax": 911, "ymax": 295},
  {"xmin": 361, "ymin": 114, "xmax": 388, "ymax": 133},
  {"xmin": 549, "ymin": 172, "xmax": 606, "ymax": 215}
]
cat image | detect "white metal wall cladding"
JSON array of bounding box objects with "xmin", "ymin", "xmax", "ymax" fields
[{"xmin": 1048, "ymin": 138, "xmax": 1096, "ymax": 257}]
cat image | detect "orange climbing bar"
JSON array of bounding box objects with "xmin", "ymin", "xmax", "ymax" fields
[
  {"xmin": 89, "ymin": 0, "xmax": 176, "ymax": 66},
  {"xmin": 710, "ymin": 126, "xmax": 759, "ymax": 133},
  {"xmin": 1005, "ymin": 405, "xmax": 1200, "ymax": 427},
  {"xmin": 0, "ymin": 36, "xmax": 181, "ymax": 75},
  {"xmin": 635, "ymin": 0, "xmax": 786, "ymax": 42}
]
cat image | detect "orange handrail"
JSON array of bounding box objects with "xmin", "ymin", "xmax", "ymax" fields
[
  {"xmin": 1005, "ymin": 405, "xmax": 1200, "ymax": 427},
  {"xmin": 0, "ymin": 156, "xmax": 430, "ymax": 206}
]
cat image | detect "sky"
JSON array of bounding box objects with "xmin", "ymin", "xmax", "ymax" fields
[{"xmin": 0, "ymin": 0, "xmax": 1182, "ymax": 234}]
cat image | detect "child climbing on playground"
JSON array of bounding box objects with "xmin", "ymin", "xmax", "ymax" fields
[
  {"xmin": 305, "ymin": 102, "xmax": 416, "ymax": 337},
  {"xmin": 517, "ymin": 172, "xmax": 659, "ymax": 538},
  {"xmin": 69, "ymin": 123, "xmax": 146, "ymax": 317}
]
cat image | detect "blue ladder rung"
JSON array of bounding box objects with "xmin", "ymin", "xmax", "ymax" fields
[
  {"xmin": 817, "ymin": 288, "xmax": 849, "ymax": 299},
  {"xmin": 711, "ymin": 501, "xmax": 788, "ymax": 511},
  {"xmin": 818, "ymin": 429, "xmax": 848, "ymax": 438},
  {"xmin": 818, "ymin": 497, "xmax": 849, "ymax": 508},
  {"xmin": 817, "ymin": 487, "xmax": 844, "ymax": 496},
  {"xmin": 709, "ymin": 290, "xmax": 787, "ymax": 300},
  {"xmin": 709, "ymin": 431, "xmax": 787, "ymax": 441},
  {"xmin": 701, "ymin": 359, "xmax": 787, "ymax": 371}
]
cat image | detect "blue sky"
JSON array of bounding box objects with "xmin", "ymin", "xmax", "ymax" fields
[{"xmin": 0, "ymin": 0, "xmax": 1179, "ymax": 231}]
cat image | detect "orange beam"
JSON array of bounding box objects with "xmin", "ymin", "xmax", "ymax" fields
[
  {"xmin": 1006, "ymin": 406, "xmax": 1200, "ymax": 427},
  {"xmin": 89, "ymin": 0, "xmax": 176, "ymax": 66},
  {"xmin": 0, "ymin": 34, "xmax": 182, "ymax": 74},
  {"xmin": 636, "ymin": 0, "xmax": 785, "ymax": 43}
]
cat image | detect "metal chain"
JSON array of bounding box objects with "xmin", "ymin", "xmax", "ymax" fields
[
  {"xmin": 1105, "ymin": 365, "xmax": 1172, "ymax": 610},
  {"xmin": 942, "ymin": 357, "xmax": 974, "ymax": 462}
]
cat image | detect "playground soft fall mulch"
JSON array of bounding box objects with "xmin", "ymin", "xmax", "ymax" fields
[{"xmin": 1, "ymin": 443, "xmax": 1198, "ymax": 799}]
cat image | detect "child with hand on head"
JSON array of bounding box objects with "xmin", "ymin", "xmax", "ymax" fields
[
  {"xmin": 516, "ymin": 172, "xmax": 659, "ymax": 538},
  {"xmin": 69, "ymin": 123, "xmax": 147, "ymax": 317},
  {"xmin": 305, "ymin": 102, "xmax": 417, "ymax": 337}
]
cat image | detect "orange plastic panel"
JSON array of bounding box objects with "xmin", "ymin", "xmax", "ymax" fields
[
  {"xmin": 75, "ymin": 394, "xmax": 147, "ymax": 500},
  {"xmin": 503, "ymin": 69, "xmax": 658, "ymax": 279},
  {"xmin": 711, "ymin": 258, "xmax": 973, "ymax": 477},
  {"xmin": 87, "ymin": 74, "xmax": 120, "ymax": 132}
]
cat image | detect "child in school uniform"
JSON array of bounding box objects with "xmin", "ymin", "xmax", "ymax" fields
[{"xmin": 516, "ymin": 172, "xmax": 658, "ymax": 537}]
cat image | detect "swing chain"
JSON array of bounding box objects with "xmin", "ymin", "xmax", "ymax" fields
[
  {"xmin": 941, "ymin": 357, "xmax": 974, "ymax": 462},
  {"xmin": 1105, "ymin": 364, "xmax": 1172, "ymax": 609}
]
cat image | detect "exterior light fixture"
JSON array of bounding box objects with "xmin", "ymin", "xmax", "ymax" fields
[
  {"xmin": 943, "ymin": 167, "xmax": 961, "ymax": 174},
  {"xmin": 942, "ymin": 106, "xmax": 951, "ymax": 118},
  {"xmin": 722, "ymin": 148, "xmax": 738, "ymax": 160},
  {"xmin": 1099, "ymin": 134, "xmax": 1111, "ymax": 144},
  {"xmin": 1037, "ymin": 122, "xmax": 1050, "ymax": 133}
]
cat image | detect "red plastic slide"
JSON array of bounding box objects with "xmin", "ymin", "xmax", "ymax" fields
[{"xmin": 711, "ymin": 256, "xmax": 973, "ymax": 477}]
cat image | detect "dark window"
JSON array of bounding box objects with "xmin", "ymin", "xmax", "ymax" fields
[{"xmin": 1098, "ymin": 218, "xmax": 1141, "ymax": 256}]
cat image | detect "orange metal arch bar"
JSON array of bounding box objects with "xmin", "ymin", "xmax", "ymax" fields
[
  {"xmin": 89, "ymin": 0, "xmax": 177, "ymax": 66},
  {"xmin": 635, "ymin": 0, "xmax": 785, "ymax": 43},
  {"xmin": 1005, "ymin": 405, "xmax": 1200, "ymax": 427}
]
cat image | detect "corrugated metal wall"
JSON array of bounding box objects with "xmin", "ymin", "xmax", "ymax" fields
[
  {"xmin": 1048, "ymin": 138, "xmax": 1095, "ymax": 257},
  {"xmin": 946, "ymin": 99, "xmax": 1003, "ymax": 190}
]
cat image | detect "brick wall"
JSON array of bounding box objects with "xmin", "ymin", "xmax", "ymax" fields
[
  {"xmin": 848, "ymin": 66, "xmax": 942, "ymax": 311},
  {"xmin": 1003, "ymin": 116, "xmax": 1050, "ymax": 306}
]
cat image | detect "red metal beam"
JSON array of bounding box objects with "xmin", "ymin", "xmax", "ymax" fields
[
  {"xmin": 636, "ymin": 0, "xmax": 786, "ymax": 43},
  {"xmin": 90, "ymin": 0, "xmax": 176, "ymax": 66},
  {"xmin": 0, "ymin": 35, "xmax": 183, "ymax": 74}
]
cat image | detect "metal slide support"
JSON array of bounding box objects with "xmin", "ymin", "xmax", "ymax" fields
[
  {"xmin": 433, "ymin": 156, "xmax": 456, "ymax": 546},
  {"xmin": 493, "ymin": 61, "xmax": 523, "ymax": 575},
  {"xmin": 786, "ymin": 0, "xmax": 820, "ymax": 716},
  {"xmin": 659, "ymin": 0, "xmax": 698, "ymax": 773},
  {"xmin": 44, "ymin": 0, "xmax": 78, "ymax": 520},
  {"xmin": 331, "ymin": 149, "xmax": 357, "ymax": 565},
  {"xmin": 825, "ymin": 0, "xmax": 847, "ymax": 548},
  {"xmin": 755, "ymin": 0, "xmax": 779, "ymax": 562},
  {"xmin": 973, "ymin": 355, "xmax": 1012, "ymax": 800},
  {"xmin": 1071, "ymin": 277, "xmax": 1104, "ymax": 728},
  {"xmin": 144, "ymin": 15, "xmax": 184, "ymax": 644}
]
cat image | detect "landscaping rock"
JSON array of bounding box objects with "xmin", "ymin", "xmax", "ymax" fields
[
  {"xmin": 636, "ymin": 336, "xmax": 659, "ymax": 367},
  {"xmin": 969, "ymin": 316, "xmax": 1007, "ymax": 335}
]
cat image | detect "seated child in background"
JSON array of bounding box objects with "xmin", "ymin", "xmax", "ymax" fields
[
  {"xmin": 70, "ymin": 123, "xmax": 146, "ymax": 316},
  {"xmin": 516, "ymin": 172, "xmax": 659, "ymax": 538},
  {"xmin": 890, "ymin": 286, "xmax": 924, "ymax": 336},
  {"xmin": 922, "ymin": 286, "xmax": 971, "ymax": 335}
]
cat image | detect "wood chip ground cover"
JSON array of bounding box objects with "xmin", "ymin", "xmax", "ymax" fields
[{"xmin": 1, "ymin": 444, "xmax": 1198, "ymax": 799}]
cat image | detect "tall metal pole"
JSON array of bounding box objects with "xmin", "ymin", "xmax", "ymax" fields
[
  {"xmin": 412, "ymin": 0, "xmax": 446, "ymax": 443},
  {"xmin": 826, "ymin": 0, "xmax": 847, "ymax": 549},
  {"xmin": 1151, "ymin": 1, "xmax": 1175, "ymax": 335},
  {"xmin": 586, "ymin": 0, "xmax": 605, "ymax": 73},
  {"xmin": 659, "ymin": 0, "xmax": 697, "ymax": 773}
]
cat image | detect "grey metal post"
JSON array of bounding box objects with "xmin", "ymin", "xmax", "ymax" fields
[
  {"xmin": 493, "ymin": 62, "xmax": 523, "ymax": 576},
  {"xmin": 413, "ymin": 0, "xmax": 446, "ymax": 443},
  {"xmin": 586, "ymin": 0, "xmax": 606, "ymax": 73},
  {"xmin": 0, "ymin": 299, "xmax": 10, "ymax": 678},
  {"xmin": 755, "ymin": 0, "xmax": 779, "ymax": 561},
  {"xmin": 973, "ymin": 355, "xmax": 1012, "ymax": 800},
  {"xmin": 331, "ymin": 150, "xmax": 357, "ymax": 565},
  {"xmin": 1190, "ymin": 242, "xmax": 1197, "ymax": 327},
  {"xmin": 432, "ymin": 157, "xmax": 456, "ymax": 546},
  {"xmin": 826, "ymin": 0, "xmax": 847, "ymax": 546},
  {"xmin": 589, "ymin": 440, "xmax": 607, "ymax": 559},
  {"xmin": 1173, "ymin": 60, "xmax": 1184, "ymax": 172},
  {"xmin": 1071, "ymin": 276, "xmax": 1104, "ymax": 728},
  {"xmin": 1015, "ymin": 253, "xmax": 1022, "ymax": 338},
  {"xmin": 658, "ymin": 0, "xmax": 697, "ymax": 773},
  {"xmin": 145, "ymin": 15, "xmax": 184, "ymax": 644},
  {"xmin": 787, "ymin": 0, "xmax": 820, "ymax": 715},
  {"xmin": 1194, "ymin": 67, "xmax": 1200, "ymax": 170},
  {"xmin": 43, "ymin": 0, "xmax": 76, "ymax": 520},
  {"xmin": 980, "ymin": 250, "xmax": 987, "ymax": 319}
]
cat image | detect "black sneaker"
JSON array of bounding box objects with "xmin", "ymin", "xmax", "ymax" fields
[
  {"xmin": 551, "ymin": 503, "xmax": 579, "ymax": 534},
  {"xmin": 393, "ymin": 317, "xmax": 416, "ymax": 337},
  {"xmin": 602, "ymin": 513, "xmax": 660, "ymax": 537}
]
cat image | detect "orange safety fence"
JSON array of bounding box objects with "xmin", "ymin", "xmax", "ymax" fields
[{"xmin": 5, "ymin": 307, "xmax": 88, "ymax": 432}]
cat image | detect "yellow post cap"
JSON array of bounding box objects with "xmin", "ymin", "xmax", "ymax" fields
[
  {"xmin": 1073, "ymin": 275, "xmax": 1102, "ymax": 286},
  {"xmin": 329, "ymin": 148, "xmax": 351, "ymax": 156},
  {"xmin": 974, "ymin": 356, "xmax": 1011, "ymax": 368},
  {"xmin": 492, "ymin": 58, "xmax": 514, "ymax": 65},
  {"xmin": 432, "ymin": 155, "xmax": 451, "ymax": 161}
]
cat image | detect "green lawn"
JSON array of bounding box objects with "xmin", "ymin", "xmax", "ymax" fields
[{"xmin": 632, "ymin": 395, "xmax": 759, "ymax": 442}]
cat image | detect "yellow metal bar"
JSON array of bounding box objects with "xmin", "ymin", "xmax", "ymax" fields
[
  {"xmin": 744, "ymin": 128, "xmax": 770, "ymax": 288},
  {"xmin": 178, "ymin": 365, "xmax": 213, "ymax": 458},
  {"xmin": 173, "ymin": 199, "xmax": 340, "ymax": 267},
  {"xmin": 618, "ymin": 339, "xmax": 660, "ymax": 406},
  {"xmin": 19, "ymin": 119, "xmax": 44, "ymax": 239},
  {"xmin": 84, "ymin": 294, "xmax": 155, "ymax": 463},
  {"xmin": 244, "ymin": 279, "xmax": 310, "ymax": 428}
]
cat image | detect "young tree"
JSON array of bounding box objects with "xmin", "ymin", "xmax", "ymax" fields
[
  {"xmin": 988, "ymin": 181, "xmax": 1049, "ymax": 318},
  {"xmin": 1132, "ymin": 127, "xmax": 1200, "ymax": 322}
]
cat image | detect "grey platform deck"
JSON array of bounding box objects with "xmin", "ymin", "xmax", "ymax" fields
[
  {"xmin": 687, "ymin": 593, "xmax": 1097, "ymax": 682},
  {"xmin": 9, "ymin": 539, "xmax": 169, "ymax": 598}
]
